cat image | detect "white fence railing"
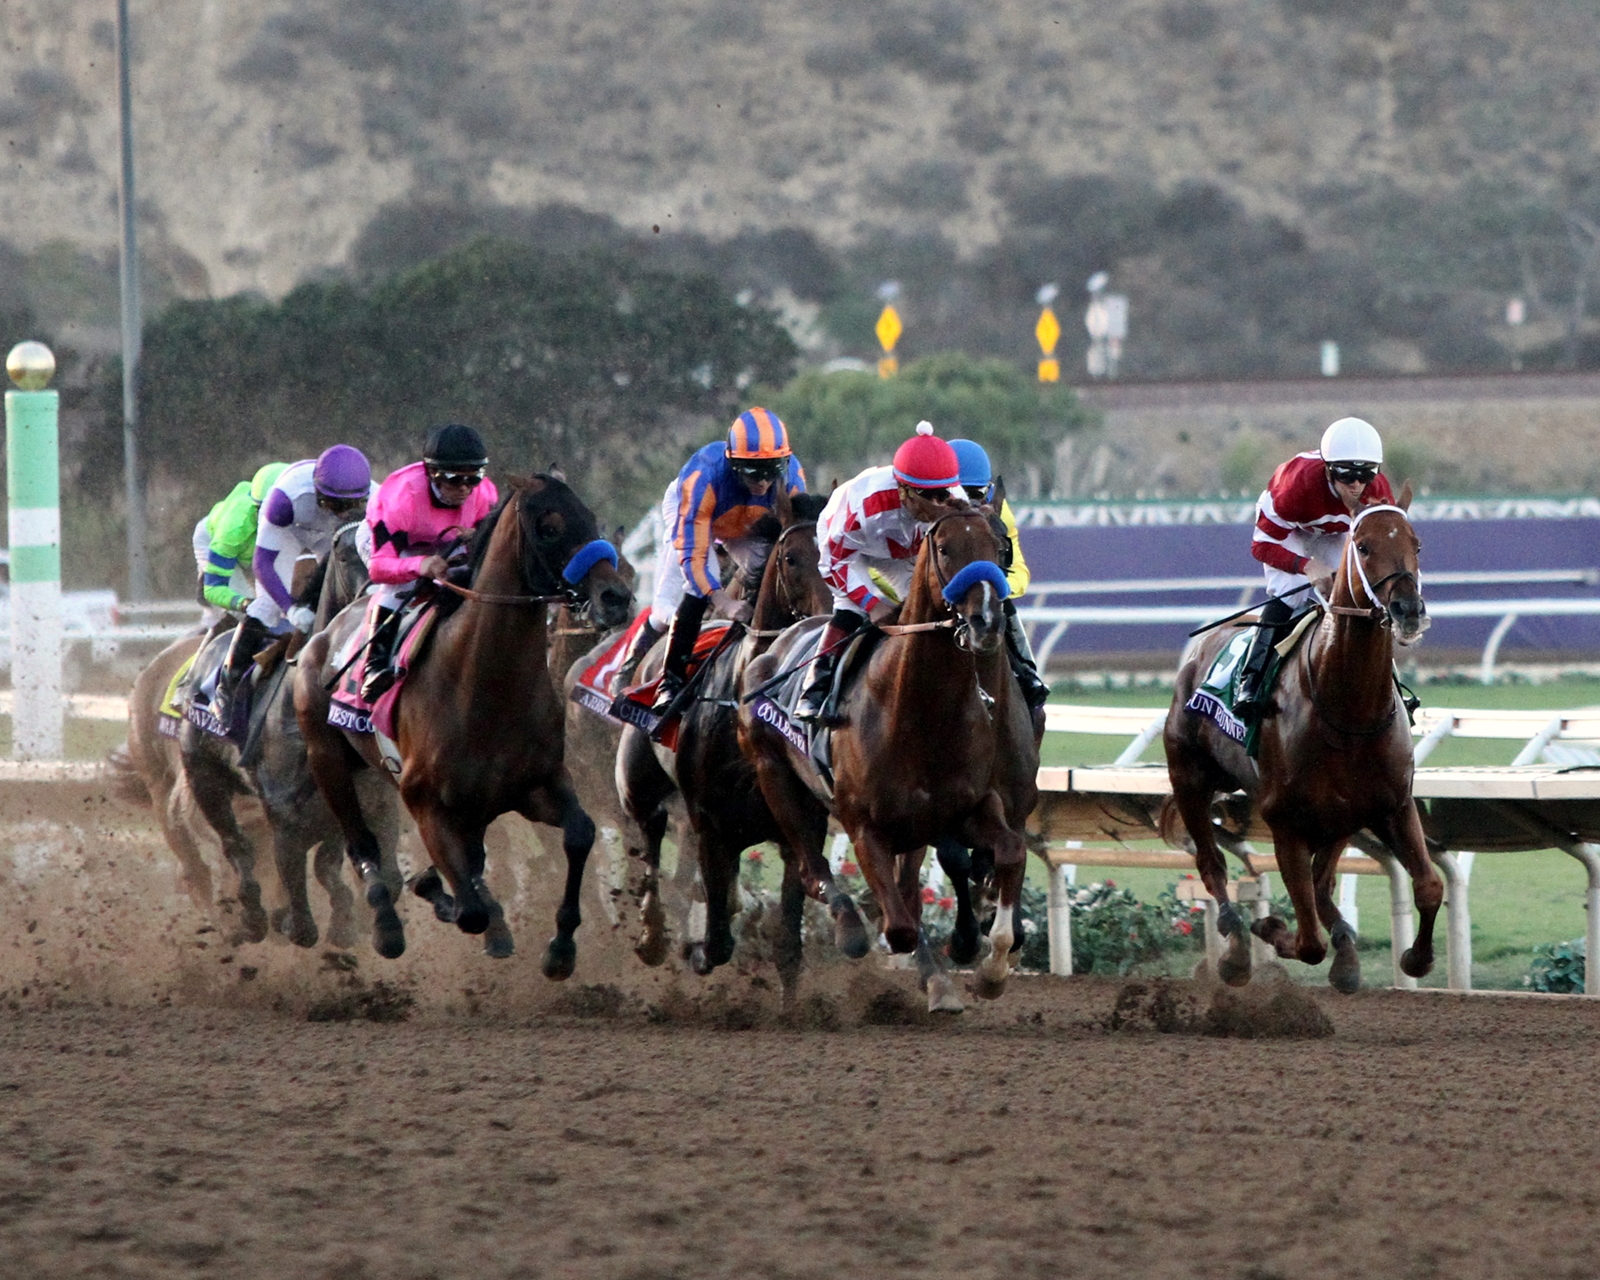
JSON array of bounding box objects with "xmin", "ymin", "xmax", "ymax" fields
[{"xmin": 1016, "ymin": 572, "xmax": 1600, "ymax": 682}]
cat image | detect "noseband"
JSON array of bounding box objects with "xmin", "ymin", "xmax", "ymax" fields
[
  {"xmin": 1330, "ymin": 504, "xmax": 1422, "ymax": 626},
  {"xmin": 890, "ymin": 509, "xmax": 1005, "ymax": 651}
]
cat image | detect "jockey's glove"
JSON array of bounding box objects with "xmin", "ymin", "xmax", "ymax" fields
[{"xmin": 287, "ymin": 605, "xmax": 317, "ymax": 634}]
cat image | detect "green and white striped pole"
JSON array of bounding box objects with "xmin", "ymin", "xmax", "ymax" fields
[{"xmin": 5, "ymin": 341, "xmax": 63, "ymax": 760}]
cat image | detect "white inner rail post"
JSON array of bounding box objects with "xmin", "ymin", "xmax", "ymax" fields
[
  {"xmin": 1431, "ymin": 851, "xmax": 1473, "ymax": 991},
  {"xmin": 1376, "ymin": 853, "xmax": 1418, "ymax": 990},
  {"xmin": 1047, "ymin": 857, "xmax": 1074, "ymax": 976}
]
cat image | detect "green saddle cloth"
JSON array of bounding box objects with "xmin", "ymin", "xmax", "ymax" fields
[{"xmin": 1185, "ymin": 615, "xmax": 1309, "ymax": 757}]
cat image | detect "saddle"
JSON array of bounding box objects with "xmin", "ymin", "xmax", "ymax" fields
[
  {"xmin": 607, "ymin": 622, "xmax": 735, "ymax": 749},
  {"xmin": 1185, "ymin": 607, "xmax": 1319, "ymax": 756},
  {"xmin": 327, "ymin": 594, "xmax": 440, "ymax": 741},
  {"xmin": 746, "ymin": 625, "xmax": 882, "ymax": 799}
]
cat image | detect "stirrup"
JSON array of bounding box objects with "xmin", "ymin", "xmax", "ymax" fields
[
  {"xmin": 651, "ymin": 671, "xmax": 686, "ymax": 714},
  {"xmin": 361, "ymin": 667, "xmax": 396, "ymax": 703}
]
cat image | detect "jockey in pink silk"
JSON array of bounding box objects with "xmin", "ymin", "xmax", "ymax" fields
[
  {"xmin": 1234, "ymin": 416, "xmax": 1396, "ymax": 718},
  {"xmin": 360, "ymin": 424, "xmax": 500, "ymax": 700}
]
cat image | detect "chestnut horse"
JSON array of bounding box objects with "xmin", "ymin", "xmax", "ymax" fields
[
  {"xmin": 740, "ymin": 505, "xmax": 1039, "ymax": 1011},
  {"xmin": 617, "ymin": 492, "xmax": 832, "ymax": 992},
  {"xmin": 295, "ymin": 476, "xmax": 632, "ymax": 970},
  {"xmin": 1163, "ymin": 491, "xmax": 1438, "ymax": 992}
]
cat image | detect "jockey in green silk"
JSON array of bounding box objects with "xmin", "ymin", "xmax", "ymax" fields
[{"xmin": 191, "ymin": 462, "xmax": 287, "ymax": 627}]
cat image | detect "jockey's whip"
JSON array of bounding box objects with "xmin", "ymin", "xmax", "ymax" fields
[
  {"xmin": 1186, "ymin": 582, "xmax": 1316, "ymax": 638},
  {"xmin": 739, "ymin": 625, "xmax": 868, "ymax": 704},
  {"xmin": 647, "ymin": 619, "xmax": 746, "ymax": 735},
  {"xmin": 322, "ymin": 605, "xmax": 404, "ymax": 691}
]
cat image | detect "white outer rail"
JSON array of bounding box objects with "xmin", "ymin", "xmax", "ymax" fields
[{"xmin": 1016, "ymin": 595, "xmax": 1600, "ymax": 682}]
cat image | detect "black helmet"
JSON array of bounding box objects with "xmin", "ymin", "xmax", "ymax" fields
[{"xmin": 424, "ymin": 423, "xmax": 489, "ymax": 469}]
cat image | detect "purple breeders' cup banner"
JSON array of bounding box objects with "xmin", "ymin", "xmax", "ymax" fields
[{"xmin": 751, "ymin": 694, "xmax": 809, "ymax": 755}]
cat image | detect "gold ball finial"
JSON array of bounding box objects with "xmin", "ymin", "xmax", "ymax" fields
[{"xmin": 7, "ymin": 341, "xmax": 55, "ymax": 391}]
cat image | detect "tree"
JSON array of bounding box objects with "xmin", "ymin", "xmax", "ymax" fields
[{"xmin": 759, "ymin": 353, "xmax": 1096, "ymax": 495}]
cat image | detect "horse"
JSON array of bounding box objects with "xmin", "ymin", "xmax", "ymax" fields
[
  {"xmin": 617, "ymin": 492, "xmax": 832, "ymax": 993},
  {"xmin": 177, "ymin": 523, "xmax": 390, "ymax": 951},
  {"xmin": 295, "ymin": 475, "xmax": 633, "ymax": 970},
  {"xmin": 1162, "ymin": 489, "xmax": 1438, "ymax": 992},
  {"xmin": 739, "ymin": 504, "xmax": 1039, "ymax": 1011}
]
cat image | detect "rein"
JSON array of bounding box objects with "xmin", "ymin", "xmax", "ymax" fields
[{"xmin": 436, "ymin": 578, "xmax": 574, "ymax": 607}]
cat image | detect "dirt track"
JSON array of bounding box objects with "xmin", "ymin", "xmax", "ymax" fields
[
  {"xmin": 5, "ymin": 790, "xmax": 1600, "ymax": 1278},
  {"xmin": 5, "ymin": 976, "xmax": 1600, "ymax": 1280}
]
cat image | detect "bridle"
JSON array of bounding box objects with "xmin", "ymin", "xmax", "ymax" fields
[
  {"xmin": 438, "ymin": 492, "xmax": 613, "ymax": 609},
  {"xmin": 877, "ymin": 507, "xmax": 1005, "ymax": 650},
  {"xmin": 1326, "ymin": 503, "xmax": 1422, "ymax": 626},
  {"xmin": 760, "ymin": 519, "xmax": 817, "ymax": 628}
]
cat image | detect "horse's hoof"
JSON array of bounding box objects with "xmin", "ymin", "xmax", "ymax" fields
[
  {"xmin": 284, "ymin": 915, "xmax": 320, "ymax": 949},
  {"xmin": 689, "ymin": 943, "xmax": 714, "ymax": 976},
  {"xmin": 884, "ymin": 923, "xmax": 919, "ymax": 955},
  {"xmin": 541, "ymin": 936, "xmax": 577, "ymax": 981},
  {"xmin": 372, "ymin": 911, "xmax": 406, "ymax": 960},
  {"xmin": 1218, "ymin": 942, "xmax": 1254, "ymax": 987},
  {"xmin": 1250, "ymin": 915, "xmax": 1284, "ymax": 942},
  {"xmin": 634, "ymin": 931, "xmax": 669, "ymax": 968},
  {"xmin": 239, "ymin": 908, "xmax": 269, "ymax": 945},
  {"xmin": 946, "ymin": 930, "xmax": 980, "ymax": 967},
  {"xmin": 1328, "ymin": 954, "xmax": 1361, "ymax": 994},
  {"xmin": 970, "ymin": 972, "xmax": 1007, "ymax": 1001},
  {"xmin": 431, "ymin": 896, "xmax": 459, "ymax": 924},
  {"xmin": 926, "ymin": 974, "xmax": 965, "ymax": 1014},
  {"xmin": 833, "ymin": 909, "xmax": 870, "ymax": 960},
  {"xmin": 325, "ymin": 917, "xmax": 358, "ymax": 951},
  {"xmin": 483, "ymin": 927, "xmax": 514, "ymax": 961},
  {"xmin": 1400, "ymin": 946, "xmax": 1433, "ymax": 979}
]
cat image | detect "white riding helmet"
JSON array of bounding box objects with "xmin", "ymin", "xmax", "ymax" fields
[{"xmin": 1320, "ymin": 417, "xmax": 1383, "ymax": 466}]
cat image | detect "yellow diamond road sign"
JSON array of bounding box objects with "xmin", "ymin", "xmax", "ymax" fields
[
  {"xmin": 1035, "ymin": 307, "xmax": 1061, "ymax": 356},
  {"xmin": 876, "ymin": 304, "xmax": 902, "ymax": 354}
]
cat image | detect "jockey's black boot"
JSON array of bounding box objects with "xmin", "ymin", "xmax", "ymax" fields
[
  {"xmin": 614, "ymin": 618, "xmax": 664, "ymax": 693},
  {"xmin": 794, "ymin": 609, "xmax": 865, "ymax": 725},
  {"xmin": 1003, "ymin": 599, "xmax": 1050, "ymax": 711},
  {"xmin": 652, "ymin": 594, "xmax": 709, "ymax": 714},
  {"xmin": 213, "ymin": 614, "xmax": 269, "ymax": 722},
  {"xmin": 1232, "ymin": 595, "xmax": 1294, "ymax": 721},
  {"xmin": 360, "ymin": 607, "xmax": 399, "ymax": 703}
]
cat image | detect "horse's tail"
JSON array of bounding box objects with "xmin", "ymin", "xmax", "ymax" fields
[
  {"xmin": 1156, "ymin": 796, "xmax": 1195, "ymax": 854},
  {"xmin": 105, "ymin": 742, "xmax": 152, "ymax": 808}
]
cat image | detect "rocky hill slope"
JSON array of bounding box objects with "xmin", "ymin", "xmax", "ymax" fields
[{"xmin": 4, "ymin": 0, "xmax": 1598, "ymax": 372}]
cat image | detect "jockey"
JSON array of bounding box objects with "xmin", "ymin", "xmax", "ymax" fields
[
  {"xmin": 213, "ymin": 445, "xmax": 374, "ymax": 717},
  {"xmin": 618, "ymin": 407, "xmax": 807, "ymax": 711},
  {"xmin": 1234, "ymin": 416, "xmax": 1396, "ymax": 717},
  {"xmin": 191, "ymin": 461, "xmax": 286, "ymax": 628},
  {"xmin": 359, "ymin": 424, "xmax": 500, "ymax": 700},
  {"xmin": 948, "ymin": 439, "xmax": 1050, "ymax": 711},
  {"xmin": 795, "ymin": 421, "xmax": 966, "ymax": 724}
]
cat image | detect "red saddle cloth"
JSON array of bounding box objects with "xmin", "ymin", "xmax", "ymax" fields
[{"xmin": 571, "ymin": 610, "xmax": 731, "ymax": 750}]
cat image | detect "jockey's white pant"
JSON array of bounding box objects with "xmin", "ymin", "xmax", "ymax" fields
[
  {"xmin": 191, "ymin": 517, "xmax": 248, "ymax": 629},
  {"xmin": 371, "ymin": 582, "xmax": 408, "ymax": 612},
  {"xmin": 648, "ymin": 480, "xmax": 763, "ymax": 629}
]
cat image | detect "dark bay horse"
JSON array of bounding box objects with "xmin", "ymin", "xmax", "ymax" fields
[
  {"xmin": 177, "ymin": 524, "xmax": 386, "ymax": 950},
  {"xmin": 1163, "ymin": 490, "xmax": 1438, "ymax": 992},
  {"xmin": 617, "ymin": 493, "xmax": 832, "ymax": 992},
  {"xmin": 740, "ymin": 505, "xmax": 1039, "ymax": 1011},
  {"xmin": 295, "ymin": 476, "xmax": 632, "ymax": 970}
]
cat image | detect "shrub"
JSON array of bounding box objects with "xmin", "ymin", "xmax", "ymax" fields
[{"xmin": 1526, "ymin": 939, "xmax": 1586, "ymax": 994}]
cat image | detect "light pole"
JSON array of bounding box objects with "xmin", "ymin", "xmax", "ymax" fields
[{"xmin": 116, "ymin": 0, "xmax": 150, "ymax": 599}]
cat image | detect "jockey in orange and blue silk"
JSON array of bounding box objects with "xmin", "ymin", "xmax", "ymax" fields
[{"xmin": 619, "ymin": 408, "xmax": 807, "ymax": 711}]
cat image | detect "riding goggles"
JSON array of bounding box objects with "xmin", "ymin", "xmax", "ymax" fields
[
  {"xmin": 731, "ymin": 459, "xmax": 787, "ymax": 483},
  {"xmin": 318, "ymin": 494, "xmax": 367, "ymax": 515},
  {"xmin": 1328, "ymin": 463, "xmax": 1378, "ymax": 486},
  {"xmin": 428, "ymin": 466, "xmax": 487, "ymax": 488}
]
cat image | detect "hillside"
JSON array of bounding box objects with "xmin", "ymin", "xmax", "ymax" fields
[{"xmin": 5, "ymin": 0, "xmax": 1600, "ymax": 377}]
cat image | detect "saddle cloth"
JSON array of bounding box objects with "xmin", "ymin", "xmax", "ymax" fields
[
  {"xmin": 183, "ymin": 631, "xmax": 255, "ymax": 744},
  {"xmin": 1184, "ymin": 607, "xmax": 1318, "ymax": 756},
  {"xmin": 569, "ymin": 610, "xmax": 654, "ymax": 720},
  {"xmin": 327, "ymin": 595, "xmax": 439, "ymax": 739},
  {"xmin": 745, "ymin": 625, "xmax": 880, "ymax": 798},
  {"xmin": 157, "ymin": 651, "xmax": 198, "ymax": 738},
  {"xmin": 600, "ymin": 618, "xmax": 734, "ymax": 750}
]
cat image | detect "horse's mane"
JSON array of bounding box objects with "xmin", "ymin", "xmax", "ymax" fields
[{"xmin": 791, "ymin": 492, "xmax": 829, "ymax": 522}]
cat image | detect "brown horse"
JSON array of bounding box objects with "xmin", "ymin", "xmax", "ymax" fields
[
  {"xmin": 1163, "ymin": 490, "xmax": 1438, "ymax": 992},
  {"xmin": 295, "ymin": 476, "xmax": 633, "ymax": 970},
  {"xmin": 740, "ymin": 505, "xmax": 1039, "ymax": 1011},
  {"xmin": 618, "ymin": 492, "xmax": 832, "ymax": 991}
]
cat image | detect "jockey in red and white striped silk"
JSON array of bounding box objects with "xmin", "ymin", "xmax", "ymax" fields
[
  {"xmin": 1235, "ymin": 416, "xmax": 1396, "ymax": 716},
  {"xmin": 620, "ymin": 407, "xmax": 807, "ymax": 712},
  {"xmin": 795, "ymin": 421, "xmax": 966, "ymax": 724}
]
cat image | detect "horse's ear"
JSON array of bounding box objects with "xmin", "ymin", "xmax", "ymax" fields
[
  {"xmin": 991, "ymin": 474, "xmax": 1007, "ymax": 510},
  {"xmin": 1397, "ymin": 479, "xmax": 1414, "ymax": 511},
  {"xmin": 774, "ymin": 483, "xmax": 794, "ymax": 527},
  {"xmin": 547, "ymin": 464, "xmax": 567, "ymax": 483}
]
